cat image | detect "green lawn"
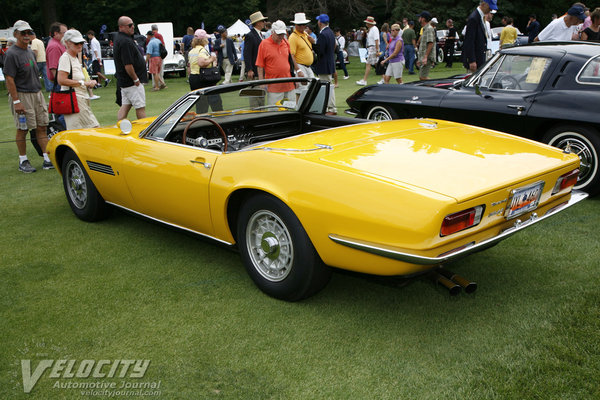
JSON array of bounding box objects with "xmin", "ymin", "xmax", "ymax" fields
[{"xmin": 1, "ymin": 58, "xmax": 599, "ymax": 399}]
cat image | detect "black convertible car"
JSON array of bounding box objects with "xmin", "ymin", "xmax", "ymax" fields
[{"xmin": 346, "ymin": 42, "xmax": 600, "ymax": 195}]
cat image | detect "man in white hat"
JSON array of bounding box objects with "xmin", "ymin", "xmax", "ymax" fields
[
  {"xmin": 288, "ymin": 12, "xmax": 312, "ymax": 89},
  {"xmin": 4, "ymin": 20, "xmax": 52, "ymax": 173},
  {"xmin": 356, "ymin": 16, "xmax": 380, "ymax": 85},
  {"xmin": 256, "ymin": 20, "xmax": 300, "ymax": 106}
]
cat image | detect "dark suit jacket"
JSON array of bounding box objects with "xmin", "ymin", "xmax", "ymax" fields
[
  {"xmin": 243, "ymin": 28, "xmax": 262, "ymax": 75},
  {"xmin": 314, "ymin": 26, "xmax": 336, "ymax": 75},
  {"xmin": 462, "ymin": 9, "xmax": 487, "ymax": 69},
  {"xmin": 215, "ymin": 37, "xmax": 238, "ymax": 66}
]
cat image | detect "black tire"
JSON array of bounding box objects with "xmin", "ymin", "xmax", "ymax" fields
[
  {"xmin": 61, "ymin": 149, "xmax": 110, "ymax": 221},
  {"xmin": 237, "ymin": 194, "xmax": 331, "ymax": 301},
  {"xmin": 543, "ymin": 125, "xmax": 600, "ymax": 196},
  {"xmin": 366, "ymin": 105, "xmax": 399, "ymax": 121}
]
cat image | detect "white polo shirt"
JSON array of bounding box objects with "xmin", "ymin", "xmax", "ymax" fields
[{"xmin": 537, "ymin": 16, "xmax": 578, "ymax": 41}]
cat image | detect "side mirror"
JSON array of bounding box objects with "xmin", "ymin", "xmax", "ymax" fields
[{"xmin": 118, "ymin": 119, "xmax": 133, "ymax": 135}]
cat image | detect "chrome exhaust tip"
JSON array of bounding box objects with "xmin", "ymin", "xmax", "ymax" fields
[{"xmin": 438, "ymin": 268, "xmax": 477, "ymax": 294}]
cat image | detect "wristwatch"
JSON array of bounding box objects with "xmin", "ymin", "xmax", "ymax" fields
[{"xmin": 78, "ymin": 80, "xmax": 85, "ymax": 87}]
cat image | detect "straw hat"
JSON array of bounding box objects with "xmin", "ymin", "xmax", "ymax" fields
[
  {"xmin": 249, "ymin": 11, "xmax": 268, "ymax": 25},
  {"xmin": 364, "ymin": 16, "xmax": 376, "ymax": 25}
]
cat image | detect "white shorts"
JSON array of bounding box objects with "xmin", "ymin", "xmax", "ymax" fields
[
  {"xmin": 385, "ymin": 62, "xmax": 404, "ymax": 79},
  {"xmin": 296, "ymin": 64, "xmax": 315, "ymax": 94},
  {"xmin": 267, "ymin": 90, "xmax": 296, "ymax": 106},
  {"xmin": 121, "ymin": 84, "xmax": 146, "ymax": 109}
]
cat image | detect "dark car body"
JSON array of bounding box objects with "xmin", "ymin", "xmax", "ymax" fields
[{"xmin": 346, "ymin": 42, "xmax": 600, "ymax": 195}]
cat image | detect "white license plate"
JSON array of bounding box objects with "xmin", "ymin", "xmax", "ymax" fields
[{"xmin": 505, "ymin": 181, "xmax": 544, "ymax": 219}]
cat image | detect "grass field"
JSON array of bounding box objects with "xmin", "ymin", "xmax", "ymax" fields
[{"xmin": 1, "ymin": 58, "xmax": 599, "ymax": 399}]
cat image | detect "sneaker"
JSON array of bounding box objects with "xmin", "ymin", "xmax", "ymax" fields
[
  {"xmin": 19, "ymin": 160, "xmax": 36, "ymax": 173},
  {"xmin": 104, "ymin": 79, "xmax": 111, "ymax": 87},
  {"xmin": 43, "ymin": 160, "xmax": 54, "ymax": 170},
  {"xmin": 356, "ymin": 79, "xmax": 367, "ymax": 86},
  {"xmin": 343, "ymin": 76, "xmax": 349, "ymax": 80},
  {"xmin": 89, "ymin": 95, "xmax": 101, "ymax": 100},
  {"xmin": 377, "ymin": 79, "xmax": 385, "ymax": 84}
]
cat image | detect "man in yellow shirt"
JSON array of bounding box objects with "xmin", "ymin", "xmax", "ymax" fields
[
  {"xmin": 500, "ymin": 17, "xmax": 518, "ymax": 48},
  {"xmin": 289, "ymin": 12, "xmax": 313, "ymax": 96}
]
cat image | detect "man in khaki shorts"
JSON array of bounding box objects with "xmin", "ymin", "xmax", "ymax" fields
[{"xmin": 4, "ymin": 20, "xmax": 52, "ymax": 173}]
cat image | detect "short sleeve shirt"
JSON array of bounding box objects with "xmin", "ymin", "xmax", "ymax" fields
[
  {"xmin": 113, "ymin": 31, "xmax": 148, "ymax": 87},
  {"xmin": 402, "ymin": 28, "xmax": 416, "ymax": 45},
  {"xmin": 3, "ymin": 45, "xmax": 41, "ymax": 92},
  {"xmin": 256, "ymin": 36, "xmax": 295, "ymax": 93},
  {"xmin": 46, "ymin": 37, "xmax": 66, "ymax": 80},
  {"xmin": 289, "ymin": 30, "xmax": 313, "ymax": 66},
  {"xmin": 147, "ymin": 38, "xmax": 161, "ymax": 58},
  {"xmin": 538, "ymin": 16, "xmax": 578, "ymax": 41},
  {"xmin": 90, "ymin": 37, "xmax": 102, "ymax": 62},
  {"xmin": 418, "ymin": 24, "xmax": 436, "ymax": 61},
  {"xmin": 58, "ymin": 52, "xmax": 87, "ymax": 97},
  {"xmin": 30, "ymin": 38, "xmax": 46, "ymax": 62},
  {"xmin": 366, "ymin": 26, "xmax": 379, "ymax": 47}
]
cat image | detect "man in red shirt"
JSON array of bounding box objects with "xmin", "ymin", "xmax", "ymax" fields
[
  {"xmin": 256, "ymin": 20, "xmax": 300, "ymax": 106},
  {"xmin": 45, "ymin": 22, "xmax": 67, "ymax": 91}
]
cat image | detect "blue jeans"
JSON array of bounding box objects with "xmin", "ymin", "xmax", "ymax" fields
[
  {"xmin": 337, "ymin": 51, "xmax": 348, "ymax": 77},
  {"xmin": 404, "ymin": 44, "xmax": 415, "ymax": 73},
  {"xmin": 38, "ymin": 62, "xmax": 52, "ymax": 92}
]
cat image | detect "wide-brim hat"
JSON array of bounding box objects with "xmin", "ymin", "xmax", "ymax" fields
[
  {"xmin": 249, "ymin": 11, "xmax": 268, "ymax": 25},
  {"xmin": 364, "ymin": 16, "xmax": 376, "ymax": 25},
  {"xmin": 63, "ymin": 29, "xmax": 86, "ymax": 44},
  {"xmin": 291, "ymin": 12, "xmax": 311, "ymax": 24}
]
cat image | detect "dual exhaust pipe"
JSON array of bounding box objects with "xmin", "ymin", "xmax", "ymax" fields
[{"xmin": 429, "ymin": 268, "xmax": 477, "ymax": 296}]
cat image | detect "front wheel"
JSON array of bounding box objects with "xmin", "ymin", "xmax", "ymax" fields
[
  {"xmin": 61, "ymin": 149, "xmax": 110, "ymax": 221},
  {"xmin": 366, "ymin": 105, "xmax": 398, "ymax": 121},
  {"xmin": 237, "ymin": 194, "xmax": 331, "ymax": 301},
  {"xmin": 543, "ymin": 125, "xmax": 600, "ymax": 196}
]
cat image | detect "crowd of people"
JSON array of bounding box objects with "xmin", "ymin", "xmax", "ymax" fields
[{"xmin": 3, "ymin": 2, "xmax": 600, "ymax": 173}]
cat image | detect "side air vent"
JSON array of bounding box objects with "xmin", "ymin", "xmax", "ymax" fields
[{"xmin": 86, "ymin": 161, "xmax": 115, "ymax": 176}]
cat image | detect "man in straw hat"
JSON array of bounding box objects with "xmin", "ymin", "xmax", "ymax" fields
[
  {"xmin": 356, "ymin": 16, "xmax": 380, "ymax": 85},
  {"xmin": 244, "ymin": 11, "xmax": 268, "ymax": 81},
  {"xmin": 288, "ymin": 12, "xmax": 312, "ymax": 97},
  {"xmin": 4, "ymin": 20, "xmax": 52, "ymax": 173}
]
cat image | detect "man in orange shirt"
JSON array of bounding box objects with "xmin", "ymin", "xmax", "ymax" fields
[{"xmin": 256, "ymin": 20, "xmax": 301, "ymax": 106}]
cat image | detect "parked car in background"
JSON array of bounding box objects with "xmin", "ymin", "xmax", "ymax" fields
[
  {"xmin": 46, "ymin": 77, "xmax": 586, "ymax": 300},
  {"xmin": 436, "ymin": 29, "xmax": 462, "ymax": 63},
  {"xmin": 346, "ymin": 42, "xmax": 600, "ymax": 195}
]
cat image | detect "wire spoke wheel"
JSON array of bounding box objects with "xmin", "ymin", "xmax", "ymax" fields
[
  {"xmin": 66, "ymin": 160, "xmax": 88, "ymax": 209},
  {"xmin": 246, "ymin": 210, "xmax": 294, "ymax": 282}
]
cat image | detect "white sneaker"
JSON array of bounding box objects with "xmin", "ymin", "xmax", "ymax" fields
[
  {"xmin": 356, "ymin": 79, "xmax": 367, "ymax": 86},
  {"xmin": 343, "ymin": 76, "xmax": 349, "ymax": 80},
  {"xmin": 377, "ymin": 79, "xmax": 385, "ymax": 84},
  {"xmin": 89, "ymin": 95, "xmax": 101, "ymax": 100}
]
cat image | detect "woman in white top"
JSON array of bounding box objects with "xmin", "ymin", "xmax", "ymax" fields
[{"xmin": 57, "ymin": 29, "xmax": 99, "ymax": 129}]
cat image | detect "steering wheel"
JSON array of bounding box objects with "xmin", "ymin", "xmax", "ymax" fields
[
  {"xmin": 500, "ymin": 75, "xmax": 521, "ymax": 90},
  {"xmin": 182, "ymin": 117, "xmax": 228, "ymax": 152}
]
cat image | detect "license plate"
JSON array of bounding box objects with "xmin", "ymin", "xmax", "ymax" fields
[{"xmin": 505, "ymin": 181, "xmax": 545, "ymax": 220}]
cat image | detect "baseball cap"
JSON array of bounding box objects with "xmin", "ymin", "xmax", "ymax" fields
[
  {"xmin": 13, "ymin": 20, "xmax": 33, "ymax": 31},
  {"xmin": 416, "ymin": 11, "xmax": 432, "ymax": 20},
  {"xmin": 483, "ymin": 0, "xmax": 498, "ymax": 11},
  {"xmin": 194, "ymin": 29, "xmax": 208, "ymax": 39},
  {"xmin": 271, "ymin": 20, "xmax": 286, "ymax": 35},
  {"xmin": 431, "ymin": 17, "xmax": 438, "ymax": 24},
  {"xmin": 316, "ymin": 14, "xmax": 330, "ymax": 23},
  {"xmin": 63, "ymin": 29, "xmax": 86, "ymax": 43},
  {"xmin": 567, "ymin": 5, "xmax": 586, "ymax": 21}
]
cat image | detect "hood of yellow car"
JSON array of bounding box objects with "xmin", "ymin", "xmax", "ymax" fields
[{"xmin": 267, "ymin": 119, "xmax": 579, "ymax": 202}]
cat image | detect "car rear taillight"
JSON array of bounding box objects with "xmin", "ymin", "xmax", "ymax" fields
[
  {"xmin": 440, "ymin": 206, "xmax": 484, "ymax": 237},
  {"xmin": 552, "ymin": 169, "xmax": 579, "ymax": 195}
]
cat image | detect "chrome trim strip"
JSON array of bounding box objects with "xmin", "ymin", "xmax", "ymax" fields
[
  {"xmin": 329, "ymin": 190, "xmax": 588, "ymax": 266},
  {"xmin": 105, "ymin": 202, "xmax": 235, "ymax": 246},
  {"xmin": 86, "ymin": 161, "xmax": 115, "ymax": 176}
]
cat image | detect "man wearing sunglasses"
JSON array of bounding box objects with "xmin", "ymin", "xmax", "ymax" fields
[
  {"xmin": 114, "ymin": 16, "xmax": 148, "ymax": 121},
  {"xmin": 4, "ymin": 20, "xmax": 52, "ymax": 173}
]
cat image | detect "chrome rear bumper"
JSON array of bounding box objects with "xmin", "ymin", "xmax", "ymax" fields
[{"xmin": 329, "ymin": 190, "xmax": 588, "ymax": 266}]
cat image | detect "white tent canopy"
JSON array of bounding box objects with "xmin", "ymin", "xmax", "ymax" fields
[{"xmin": 226, "ymin": 19, "xmax": 250, "ymax": 37}]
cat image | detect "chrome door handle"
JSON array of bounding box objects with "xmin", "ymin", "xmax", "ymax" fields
[
  {"xmin": 507, "ymin": 105, "xmax": 526, "ymax": 111},
  {"xmin": 190, "ymin": 160, "xmax": 211, "ymax": 169}
]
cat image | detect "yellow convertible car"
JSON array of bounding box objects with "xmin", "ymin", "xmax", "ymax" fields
[{"xmin": 47, "ymin": 78, "xmax": 586, "ymax": 300}]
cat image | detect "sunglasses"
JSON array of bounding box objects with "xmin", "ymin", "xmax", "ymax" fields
[
  {"xmin": 20, "ymin": 30, "xmax": 34, "ymax": 35},
  {"xmin": 121, "ymin": 23, "xmax": 134, "ymax": 28}
]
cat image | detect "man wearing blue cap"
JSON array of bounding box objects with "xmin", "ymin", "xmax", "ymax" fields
[
  {"xmin": 462, "ymin": 0, "xmax": 497, "ymax": 73},
  {"xmin": 535, "ymin": 5, "xmax": 586, "ymax": 41},
  {"xmin": 315, "ymin": 14, "xmax": 337, "ymax": 114}
]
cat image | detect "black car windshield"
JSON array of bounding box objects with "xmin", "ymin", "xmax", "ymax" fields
[{"xmin": 467, "ymin": 54, "xmax": 552, "ymax": 91}]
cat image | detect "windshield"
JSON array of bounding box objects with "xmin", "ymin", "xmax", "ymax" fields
[{"xmin": 467, "ymin": 53, "xmax": 552, "ymax": 91}]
